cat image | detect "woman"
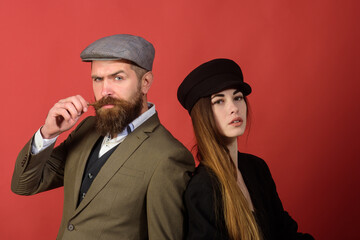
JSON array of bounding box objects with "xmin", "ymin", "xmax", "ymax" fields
[{"xmin": 177, "ymin": 59, "xmax": 314, "ymax": 240}]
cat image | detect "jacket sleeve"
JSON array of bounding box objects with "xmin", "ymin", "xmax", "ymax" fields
[
  {"xmin": 11, "ymin": 136, "xmax": 65, "ymax": 195},
  {"xmin": 146, "ymin": 147, "xmax": 195, "ymax": 240},
  {"xmin": 184, "ymin": 167, "xmax": 229, "ymax": 240},
  {"xmin": 254, "ymin": 157, "xmax": 314, "ymax": 240},
  {"xmin": 11, "ymin": 118, "xmax": 89, "ymax": 196}
]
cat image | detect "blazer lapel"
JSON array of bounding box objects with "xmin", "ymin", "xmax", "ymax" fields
[
  {"xmin": 74, "ymin": 113, "xmax": 160, "ymax": 215},
  {"xmin": 71, "ymin": 120, "xmax": 101, "ymax": 210}
]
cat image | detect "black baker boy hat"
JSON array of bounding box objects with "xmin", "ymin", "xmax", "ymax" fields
[{"xmin": 177, "ymin": 58, "xmax": 252, "ymax": 114}]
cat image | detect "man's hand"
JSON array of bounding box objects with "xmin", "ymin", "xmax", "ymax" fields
[{"xmin": 41, "ymin": 95, "xmax": 89, "ymax": 139}]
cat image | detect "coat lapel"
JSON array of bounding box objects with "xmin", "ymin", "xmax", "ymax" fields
[
  {"xmin": 74, "ymin": 113, "xmax": 160, "ymax": 215},
  {"xmin": 71, "ymin": 119, "xmax": 101, "ymax": 210}
]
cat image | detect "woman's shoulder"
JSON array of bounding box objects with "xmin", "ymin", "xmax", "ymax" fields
[
  {"xmin": 188, "ymin": 164, "xmax": 217, "ymax": 187},
  {"xmin": 238, "ymin": 152, "xmax": 275, "ymax": 184},
  {"xmin": 185, "ymin": 164, "xmax": 221, "ymax": 196},
  {"xmin": 185, "ymin": 164, "xmax": 223, "ymax": 217},
  {"xmin": 184, "ymin": 165, "xmax": 228, "ymax": 239},
  {"xmin": 238, "ymin": 152, "xmax": 270, "ymax": 171}
]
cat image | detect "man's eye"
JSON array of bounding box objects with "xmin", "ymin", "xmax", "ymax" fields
[
  {"xmin": 115, "ymin": 76, "xmax": 123, "ymax": 81},
  {"xmin": 93, "ymin": 78, "xmax": 102, "ymax": 82}
]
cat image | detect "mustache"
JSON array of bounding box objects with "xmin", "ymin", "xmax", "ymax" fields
[{"xmin": 88, "ymin": 97, "xmax": 127, "ymax": 110}]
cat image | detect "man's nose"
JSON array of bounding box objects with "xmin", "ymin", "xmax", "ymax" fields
[{"xmin": 101, "ymin": 80, "xmax": 113, "ymax": 97}]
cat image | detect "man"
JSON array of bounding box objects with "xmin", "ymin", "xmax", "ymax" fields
[{"xmin": 11, "ymin": 34, "xmax": 195, "ymax": 240}]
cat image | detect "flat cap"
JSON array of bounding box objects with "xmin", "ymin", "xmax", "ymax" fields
[
  {"xmin": 80, "ymin": 34, "xmax": 155, "ymax": 71},
  {"xmin": 177, "ymin": 58, "xmax": 252, "ymax": 114}
]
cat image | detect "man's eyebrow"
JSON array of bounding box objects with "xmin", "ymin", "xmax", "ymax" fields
[
  {"xmin": 110, "ymin": 70, "xmax": 126, "ymax": 77},
  {"xmin": 91, "ymin": 74, "xmax": 101, "ymax": 79},
  {"xmin": 91, "ymin": 70, "xmax": 126, "ymax": 79},
  {"xmin": 211, "ymin": 94, "xmax": 224, "ymax": 99}
]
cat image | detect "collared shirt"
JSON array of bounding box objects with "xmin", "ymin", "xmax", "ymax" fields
[
  {"xmin": 32, "ymin": 103, "xmax": 156, "ymax": 157},
  {"xmin": 98, "ymin": 103, "xmax": 156, "ymax": 157}
]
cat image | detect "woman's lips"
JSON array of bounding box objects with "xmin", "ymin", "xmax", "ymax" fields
[{"xmin": 229, "ymin": 117, "xmax": 243, "ymax": 126}]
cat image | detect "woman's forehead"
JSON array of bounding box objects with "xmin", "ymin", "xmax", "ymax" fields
[{"xmin": 211, "ymin": 88, "xmax": 243, "ymax": 97}]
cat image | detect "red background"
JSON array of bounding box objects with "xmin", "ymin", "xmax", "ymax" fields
[{"xmin": 1, "ymin": 0, "xmax": 359, "ymax": 239}]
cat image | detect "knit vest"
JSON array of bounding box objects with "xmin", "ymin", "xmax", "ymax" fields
[{"xmin": 77, "ymin": 137, "xmax": 119, "ymax": 206}]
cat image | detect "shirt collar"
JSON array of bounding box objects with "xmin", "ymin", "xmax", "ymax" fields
[
  {"xmin": 131, "ymin": 102, "xmax": 156, "ymax": 130},
  {"xmin": 105, "ymin": 102, "xmax": 156, "ymax": 142}
]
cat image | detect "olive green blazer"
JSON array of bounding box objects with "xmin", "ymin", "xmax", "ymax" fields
[{"xmin": 11, "ymin": 114, "xmax": 194, "ymax": 240}]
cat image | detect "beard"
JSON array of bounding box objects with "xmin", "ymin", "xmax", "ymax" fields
[{"xmin": 92, "ymin": 90, "xmax": 143, "ymax": 137}]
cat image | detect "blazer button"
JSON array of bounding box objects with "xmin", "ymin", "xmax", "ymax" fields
[{"xmin": 68, "ymin": 224, "xmax": 74, "ymax": 231}]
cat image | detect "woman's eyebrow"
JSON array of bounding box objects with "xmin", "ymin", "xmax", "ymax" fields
[
  {"xmin": 233, "ymin": 89, "xmax": 241, "ymax": 95},
  {"xmin": 211, "ymin": 94, "xmax": 224, "ymax": 99}
]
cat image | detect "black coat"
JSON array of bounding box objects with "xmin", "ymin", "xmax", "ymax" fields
[{"xmin": 184, "ymin": 152, "xmax": 314, "ymax": 240}]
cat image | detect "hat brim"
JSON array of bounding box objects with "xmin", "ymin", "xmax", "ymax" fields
[{"xmin": 184, "ymin": 73, "xmax": 252, "ymax": 113}]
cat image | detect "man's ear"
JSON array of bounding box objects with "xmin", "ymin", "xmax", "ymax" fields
[{"xmin": 141, "ymin": 71, "xmax": 153, "ymax": 94}]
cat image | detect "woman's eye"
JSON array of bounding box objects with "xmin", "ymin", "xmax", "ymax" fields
[
  {"xmin": 234, "ymin": 96, "xmax": 244, "ymax": 101},
  {"xmin": 212, "ymin": 99, "xmax": 224, "ymax": 105}
]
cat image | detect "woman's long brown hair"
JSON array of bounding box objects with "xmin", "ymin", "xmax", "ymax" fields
[{"xmin": 190, "ymin": 97, "xmax": 262, "ymax": 240}]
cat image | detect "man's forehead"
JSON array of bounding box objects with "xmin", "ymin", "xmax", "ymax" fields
[
  {"xmin": 91, "ymin": 60, "xmax": 134, "ymax": 76},
  {"xmin": 91, "ymin": 59, "xmax": 133, "ymax": 67}
]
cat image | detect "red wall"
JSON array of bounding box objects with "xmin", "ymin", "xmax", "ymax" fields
[{"xmin": 1, "ymin": 0, "xmax": 359, "ymax": 239}]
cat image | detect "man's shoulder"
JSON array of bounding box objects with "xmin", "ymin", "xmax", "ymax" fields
[
  {"xmin": 137, "ymin": 115, "xmax": 194, "ymax": 163},
  {"xmin": 139, "ymin": 114, "xmax": 186, "ymax": 148},
  {"xmin": 152, "ymin": 123, "xmax": 188, "ymax": 150},
  {"xmin": 74, "ymin": 116, "xmax": 96, "ymax": 131},
  {"xmin": 65, "ymin": 116, "xmax": 97, "ymax": 142}
]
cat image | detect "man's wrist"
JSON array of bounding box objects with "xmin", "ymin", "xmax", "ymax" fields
[
  {"xmin": 32, "ymin": 127, "xmax": 58, "ymax": 154},
  {"xmin": 40, "ymin": 126, "xmax": 59, "ymax": 139}
]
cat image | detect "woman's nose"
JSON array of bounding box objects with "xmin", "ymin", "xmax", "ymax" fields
[{"xmin": 228, "ymin": 100, "xmax": 239, "ymax": 114}]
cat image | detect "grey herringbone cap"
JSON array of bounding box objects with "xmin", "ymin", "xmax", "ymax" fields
[{"xmin": 80, "ymin": 34, "xmax": 155, "ymax": 71}]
